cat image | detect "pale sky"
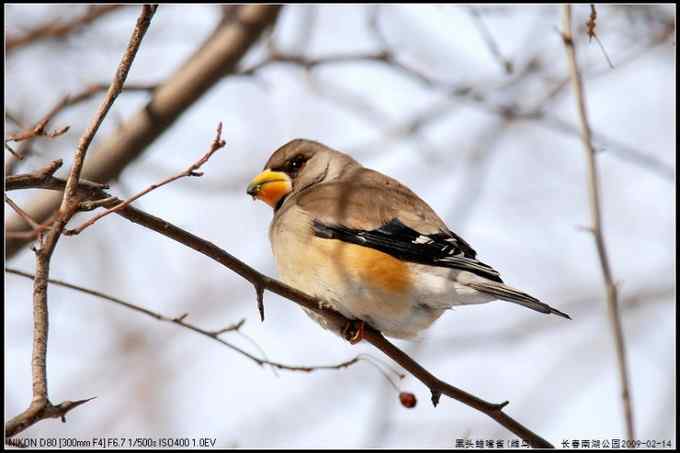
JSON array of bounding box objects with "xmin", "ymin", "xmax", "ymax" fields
[{"xmin": 5, "ymin": 4, "xmax": 676, "ymax": 448}]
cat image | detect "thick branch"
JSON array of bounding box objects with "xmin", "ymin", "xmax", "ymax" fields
[{"xmin": 561, "ymin": 4, "xmax": 635, "ymax": 441}]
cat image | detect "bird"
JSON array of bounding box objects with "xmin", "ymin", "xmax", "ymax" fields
[{"xmin": 246, "ymin": 139, "xmax": 570, "ymax": 342}]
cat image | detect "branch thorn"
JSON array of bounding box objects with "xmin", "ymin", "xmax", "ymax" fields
[
  {"xmin": 255, "ymin": 285, "xmax": 265, "ymax": 322},
  {"xmin": 430, "ymin": 389, "xmax": 441, "ymax": 407}
]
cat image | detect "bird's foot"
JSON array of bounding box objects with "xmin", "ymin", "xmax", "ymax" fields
[{"xmin": 342, "ymin": 320, "xmax": 365, "ymax": 344}]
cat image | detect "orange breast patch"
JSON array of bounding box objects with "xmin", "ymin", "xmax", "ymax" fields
[{"xmin": 315, "ymin": 238, "xmax": 412, "ymax": 295}]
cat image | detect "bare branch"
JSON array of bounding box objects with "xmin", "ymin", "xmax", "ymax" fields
[
  {"xmin": 468, "ymin": 6, "xmax": 514, "ymax": 74},
  {"xmin": 6, "ymin": 83, "xmax": 156, "ymax": 144},
  {"xmin": 4, "ymin": 5, "xmax": 157, "ymax": 439},
  {"xmin": 586, "ymin": 5, "xmax": 598, "ymax": 42},
  {"xmin": 239, "ymin": 6, "xmax": 478, "ymax": 94},
  {"xmin": 4, "ymin": 195, "xmax": 43, "ymax": 232},
  {"xmin": 209, "ymin": 319, "xmax": 246, "ymax": 336},
  {"xmin": 561, "ymin": 4, "xmax": 635, "ymax": 441},
  {"xmin": 64, "ymin": 122, "xmax": 226, "ymax": 236},
  {"xmin": 77, "ymin": 196, "xmax": 119, "ymax": 212},
  {"xmin": 586, "ymin": 5, "xmax": 615, "ymax": 69},
  {"xmin": 5, "ymin": 5, "xmax": 284, "ymax": 259},
  {"xmin": 5, "ymin": 143, "xmax": 22, "ymax": 159},
  {"xmin": 6, "ymin": 159, "xmax": 63, "ymax": 188},
  {"xmin": 6, "ymin": 168, "xmax": 553, "ymax": 446},
  {"xmin": 5, "ymin": 267, "xmax": 364, "ymax": 375},
  {"xmin": 5, "ymin": 139, "xmax": 34, "ymax": 177},
  {"xmin": 6, "ymin": 160, "xmax": 108, "ymax": 194},
  {"xmin": 540, "ymin": 115, "xmax": 673, "ymax": 181},
  {"xmin": 60, "ymin": 7, "xmax": 158, "ymax": 213},
  {"xmin": 3, "ymin": 197, "xmax": 50, "ymax": 241},
  {"xmin": 239, "ymin": 50, "xmax": 392, "ymax": 76},
  {"xmin": 16, "ymin": 181, "xmax": 551, "ymax": 446},
  {"xmin": 5, "ymin": 397, "xmax": 97, "ymax": 438},
  {"xmin": 532, "ymin": 14, "xmax": 671, "ymax": 116},
  {"xmin": 367, "ymin": 6, "xmax": 389, "ymax": 50},
  {"xmin": 6, "ymin": 5, "xmax": 125, "ymax": 53}
]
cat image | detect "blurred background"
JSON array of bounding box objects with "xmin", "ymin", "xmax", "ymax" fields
[{"xmin": 4, "ymin": 4, "xmax": 676, "ymax": 448}]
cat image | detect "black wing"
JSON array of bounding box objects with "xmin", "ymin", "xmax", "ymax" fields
[{"xmin": 312, "ymin": 218, "xmax": 503, "ymax": 283}]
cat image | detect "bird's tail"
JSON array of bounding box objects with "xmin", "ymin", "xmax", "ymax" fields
[{"xmin": 467, "ymin": 281, "xmax": 571, "ymax": 319}]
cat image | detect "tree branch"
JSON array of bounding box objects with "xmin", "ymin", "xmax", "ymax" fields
[
  {"xmin": 6, "ymin": 5, "xmax": 125, "ymax": 53},
  {"xmin": 561, "ymin": 4, "xmax": 635, "ymax": 441},
  {"xmin": 5, "ymin": 397, "xmax": 97, "ymax": 438},
  {"xmin": 6, "ymin": 168, "xmax": 554, "ymax": 448},
  {"xmin": 467, "ymin": 6, "xmax": 514, "ymax": 74},
  {"xmin": 238, "ymin": 8, "xmax": 476, "ymax": 94},
  {"xmin": 5, "ymin": 267, "xmax": 364, "ymax": 375},
  {"xmin": 5, "ymin": 5, "xmax": 283, "ymax": 259},
  {"xmin": 238, "ymin": 50, "xmax": 392, "ymax": 76},
  {"xmin": 4, "ymin": 195, "xmax": 46, "ymax": 235},
  {"xmin": 5, "ymin": 142, "xmax": 22, "ymax": 159},
  {"xmin": 5, "ymin": 159, "xmax": 108, "ymax": 194},
  {"xmin": 4, "ymin": 5, "xmax": 157, "ymax": 438},
  {"xmin": 64, "ymin": 122, "xmax": 226, "ymax": 236},
  {"xmin": 585, "ymin": 4, "xmax": 615, "ymax": 69},
  {"xmin": 6, "ymin": 83, "xmax": 156, "ymax": 144}
]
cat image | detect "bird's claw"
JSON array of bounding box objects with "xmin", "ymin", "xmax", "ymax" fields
[{"xmin": 342, "ymin": 320, "xmax": 365, "ymax": 344}]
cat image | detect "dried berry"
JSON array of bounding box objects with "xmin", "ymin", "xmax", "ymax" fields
[{"xmin": 399, "ymin": 391, "xmax": 417, "ymax": 408}]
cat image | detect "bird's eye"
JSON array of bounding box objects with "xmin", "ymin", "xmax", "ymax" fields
[{"xmin": 288, "ymin": 155, "xmax": 306, "ymax": 172}]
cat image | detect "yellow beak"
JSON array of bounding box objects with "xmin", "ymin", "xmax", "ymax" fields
[{"xmin": 246, "ymin": 169, "xmax": 292, "ymax": 208}]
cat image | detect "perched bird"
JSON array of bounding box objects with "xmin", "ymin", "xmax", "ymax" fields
[{"xmin": 247, "ymin": 139, "xmax": 570, "ymax": 341}]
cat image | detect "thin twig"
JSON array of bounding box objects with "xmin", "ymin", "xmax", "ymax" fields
[
  {"xmin": 239, "ymin": 50, "xmax": 392, "ymax": 76},
  {"xmin": 534, "ymin": 114, "xmax": 674, "ymax": 182},
  {"xmin": 6, "ymin": 83, "xmax": 156, "ymax": 144},
  {"xmin": 5, "ymin": 267, "xmax": 364, "ymax": 375},
  {"xmin": 64, "ymin": 122, "xmax": 226, "ymax": 236},
  {"xmin": 586, "ymin": 4, "xmax": 615, "ymax": 69},
  {"xmin": 4, "ymin": 211, "xmax": 60, "ymax": 242},
  {"xmin": 243, "ymin": 6, "xmax": 670, "ymax": 187},
  {"xmin": 5, "ymin": 158, "xmax": 109, "ymax": 196},
  {"xmin": 6, "ymin": 5, "xmax": 125, "ymax": 52},
  {"xmin": 61, "ymin": 6, "xmax": 158, "ymax": 213},
  {"xmin": 238, "ymin": 43, "xmax": 463, "ymax": 93},
  {"xmin": 468, "ymin": 6, "xmax": 514, "ymax": 74},
  {"xmin": 240, "ymin": 38, "xmax": 672, "ymax": 183},
  {"xmin": 4, "ymin": 196, "xmax": 44, "ymax": 232},
  {"xmin": 5, "ymin": 84, "xmax": 154, "ymax": 177},
  {"xmin": 4, "ymin": 5, "xmax": 157, "ymax": 439},
  {"xmin": 5, "ymin": 143, "xmax": 22, "ymax": 159},
  {"xmin": 529, "ymin": 14, "xmax": 671, "ymax": 116},
  {"xmin": 561, "ymin": 4, "xmax": 634, "ymax": 441},
  {"xmin": 5, "ymin": 139, "xmax": 34, "ymax": 177}
]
